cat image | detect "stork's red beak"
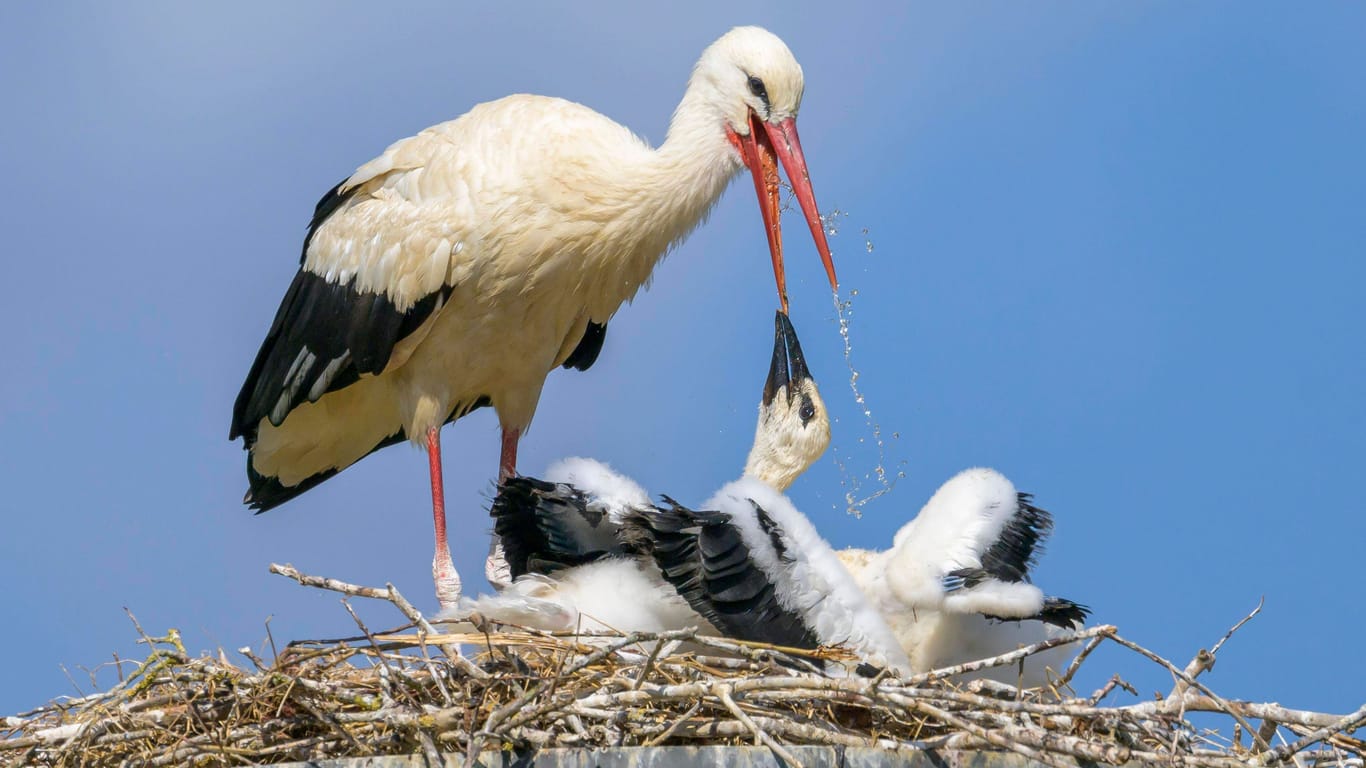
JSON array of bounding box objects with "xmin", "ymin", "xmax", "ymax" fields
[{"xmin": 731, "ymin": 112, "xmax": 838, "ymax": 314}]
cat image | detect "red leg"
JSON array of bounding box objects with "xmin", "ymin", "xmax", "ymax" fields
[
  {"xmin": 428, "ymin": 426, "xmax": 461, "ymax": 608},
  {"xmin": 486, "ymin": 426, "xmax": 521, "ymax": 588},
  {"xmin": 498, "ymin": 427, "xmax": 520, "ymax": 481}
]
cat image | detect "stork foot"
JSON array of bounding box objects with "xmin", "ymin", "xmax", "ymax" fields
[
  {"xmin": 485, "ymin": 537, "xmax": 511, "ymax": 591},
  {"xmin": 434, "ymin": 547, "xmax": 462, "ymax": 611}
]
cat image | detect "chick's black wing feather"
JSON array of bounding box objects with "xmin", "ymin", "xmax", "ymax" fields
[
  {"xmin": 492, "ymin": 476, "xmax": 636, "ymax": 578},
  {"xmin": 976, "ymin": 493, "xmax": 1054, "ymax": 583},
  {"xmin": 624, "ymin": 499, "xmax": 819, "ymax": 650}
]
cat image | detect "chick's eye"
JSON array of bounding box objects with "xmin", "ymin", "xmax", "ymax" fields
[
  {"xmin": 799, "ymin": 402, "xmax": 816, "ymax": 423},
  {"xmin": 747, "ymin": 75, "xmax": 769, "ymax": 102}
]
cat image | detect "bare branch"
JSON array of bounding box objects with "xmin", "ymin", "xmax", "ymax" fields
[
  {"xmin": 716, "ymin": 684, "xmax": 803, "ymax": 768},
  {"xmin": 1210, "ymin": 596, "xmax": 1264, "ymax": 658},
  {"xmin": 1107, "ymin": 630, "xmax": 1272, "ymax": 752},
  {"xmin": 7, "ymin": 569, "xmax": 1356, "ymax": 768},
  {"xmin": 908, "ymin": 624, "xmax": 1116, "ymax": 684},
  {"xmin": 1255, "ymin": 703, "xmax": 1366, "ymax": 766}
]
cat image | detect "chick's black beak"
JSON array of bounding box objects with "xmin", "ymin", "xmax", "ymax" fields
[{"xmin": 763, "ymin": 310, "xmax": 813, "ymax": 407}]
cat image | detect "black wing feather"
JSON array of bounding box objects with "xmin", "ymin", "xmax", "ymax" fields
[
  {"xmin": 943, "ymin": 492, "xmax": 1089, "ymax": 630},
  {"xmin": 982, "ymin": 596, "xmax": 1091, "ymax": 629},
  {"xmin": 241, "ymin": 396, "xmax": 489, "ymax": 512},
  {"xmin": 1034, "ymin": 597, "xmax": 1090, "ymax": 629},
  {"xmin": 230, "ymin": 180, "xmax": 452, "ymax": 443},
  {"xmin": 561, "ymin": 321, "xmax": 608, "ymax": 371},
  {"xmin": 492, "ymin": 476, "xmax": 635, "ymax": 579},
  {"xmin": 624, "ymin": 499, "xmax": 819, "ymax": 650},
  {"xmin": 243, "ymin": 425, "xmax": 405, "ymax": 512},
  {"xmin": 976, "ymin": 493, "xmax": 1054, "ymax": 584}
]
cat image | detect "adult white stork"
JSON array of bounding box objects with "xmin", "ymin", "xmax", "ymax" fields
[
  {"xmin": 228, "ymin": 27, "xmax": 838, "ymax": 607},
  {"xmin": 458, "ymin": 314, "xmax": 911, "ymax": 675},
  {"xmin": 838, "ymin": 468, "xmax": 1089, "ymax": 687}
]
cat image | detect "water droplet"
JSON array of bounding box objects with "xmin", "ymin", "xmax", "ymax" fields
[
  {"xmin": 829, "ymin": 280, "xmax": 909, "ymax": 518},
  {"xmin": 820, "ymin": 208, "xmax": 852, "ymax": 238}
]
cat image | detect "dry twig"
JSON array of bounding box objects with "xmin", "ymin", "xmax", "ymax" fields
[{"xmin": 4, "ymin": 566, "xmax": 1357, "ymax": 768}]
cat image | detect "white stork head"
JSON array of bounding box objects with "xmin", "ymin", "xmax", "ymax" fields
[
  {"xmin": 693, "ymin": 26, "xmax": 806, "ymax": 130},
  {"xmin": 744, "ymin": 311, "xmax": 830, "ymax": 491},
  {"xmin": 684, "ymin": 26, "xmax": 838, "ymax": 313}
]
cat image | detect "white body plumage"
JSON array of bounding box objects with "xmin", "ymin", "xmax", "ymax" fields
[
  {"xmin": 705, "ymin": 477, "xmax": 912, "ymax": 674},
  {"xmin": 840, "ymin": 468, "xmax": 1086, "ymax": 686},
  {"xmin": 251, "ymin": 93, "xmax": 740, "ymax": 486}
]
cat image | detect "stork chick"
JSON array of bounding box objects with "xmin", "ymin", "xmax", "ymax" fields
[
  {"xmin": 458, "ymin": 313, "xmax": 910, "ymax": 675},
  {"xmin": 838, "ymin": 468, "xmax": 1089, "ymax": 687}
]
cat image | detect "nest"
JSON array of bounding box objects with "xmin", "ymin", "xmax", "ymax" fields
[{"xmin": 3, "ymin": 564, "xmax": 1363, "ymax": 768}]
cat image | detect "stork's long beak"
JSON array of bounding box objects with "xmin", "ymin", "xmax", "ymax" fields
[
  {"xmin": 763, "ymin": 310, "xmax": 813, "ymax": 407},
  {"xmin": 734, "ymin": 112, "xmax": 838, "ymax": 314}
]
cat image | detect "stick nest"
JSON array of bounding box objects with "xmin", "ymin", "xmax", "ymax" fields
[{"xmin": 3, "ymin": 565, "xmax": 1362, "ymax": 768}]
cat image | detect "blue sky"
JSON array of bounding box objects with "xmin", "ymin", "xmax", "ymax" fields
[{"xmin": 2, "ymin": 2, "xmax": 1363, "ymax": 719}]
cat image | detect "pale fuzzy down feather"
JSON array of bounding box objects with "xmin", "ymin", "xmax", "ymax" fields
[
  {"xmin": 888, "ymin": 467, "xmax": 1020, "ymax": 587},
  {"xmin": 911, "ymin": 613, "xmax": 1081, "ymax": 688},
  {"xmin": 940, "ymin": 580, "xmax": 1045, "ymax": 619},
  {"xmin": 706, "ymin": 477, "xmax": 912, "ymax": 674},
  {"xmin": 454, "ymin": 559, "xmax": 710, "ymax": 636},
  {"xmin": 447, "ymin": 574, "xmax": 576, "ymax": 630},
  {"xmin": 840, "ymin": 468, "xmax": 1083, "ymax": 686},
  {"xmin": 543, "ymin": 457, "xmax": 651, "ymax": 522}
]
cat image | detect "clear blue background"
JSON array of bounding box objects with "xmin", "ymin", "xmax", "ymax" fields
[{"xmin": 3, "ymin": 2, "xmax": 1363, "ymax": 722}]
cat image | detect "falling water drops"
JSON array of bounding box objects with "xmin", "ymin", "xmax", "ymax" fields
[
  {"xmin": 807, "ymin": 209, "xmax": 910, "ymax": 517},
  {"xmin": 830, "ymin": 284, "xmax": 908, "ymax": 518},
  {"xmin": 820, "ymin": 208, "xmax": 849, "ymax": 238}
]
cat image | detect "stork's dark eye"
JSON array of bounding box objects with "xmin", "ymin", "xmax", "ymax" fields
[
  {"xmin": 747, "ymin": 75, "xmax": 769, "ymax": 103},
  {"xmin": 798, "ymin": 398, "xmax": 816, "ymax": 425}
]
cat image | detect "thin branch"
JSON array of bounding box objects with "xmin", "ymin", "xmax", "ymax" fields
[
  {"xmin": 1254, "ymin": 702, "xmax": 1366, "ymax": 766},
  {"xmin": 1210, "ymin": 597, "xmax": 1264, "ymax": 658},
  {"xmin": 909, "ymin": 624, "xmax": 1116, "ymax": 684},
  {"xmin": 1107, "ymin": 631, "xmax": 1271, "ymax": 752},
  {"xmin": 1053, "ymin": 634, "xmax": 1105, "ymax": 692},
  {"xmin": 267, "ymin": 561, "xmax": 487, "ymax": 679},
  {"xmin": 716, "ymin": 684, "xmax": 803, "ymax": 768},
  {"xmin": 644, "ymin": 700, "xmax": 702, "ymax": 747}
]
